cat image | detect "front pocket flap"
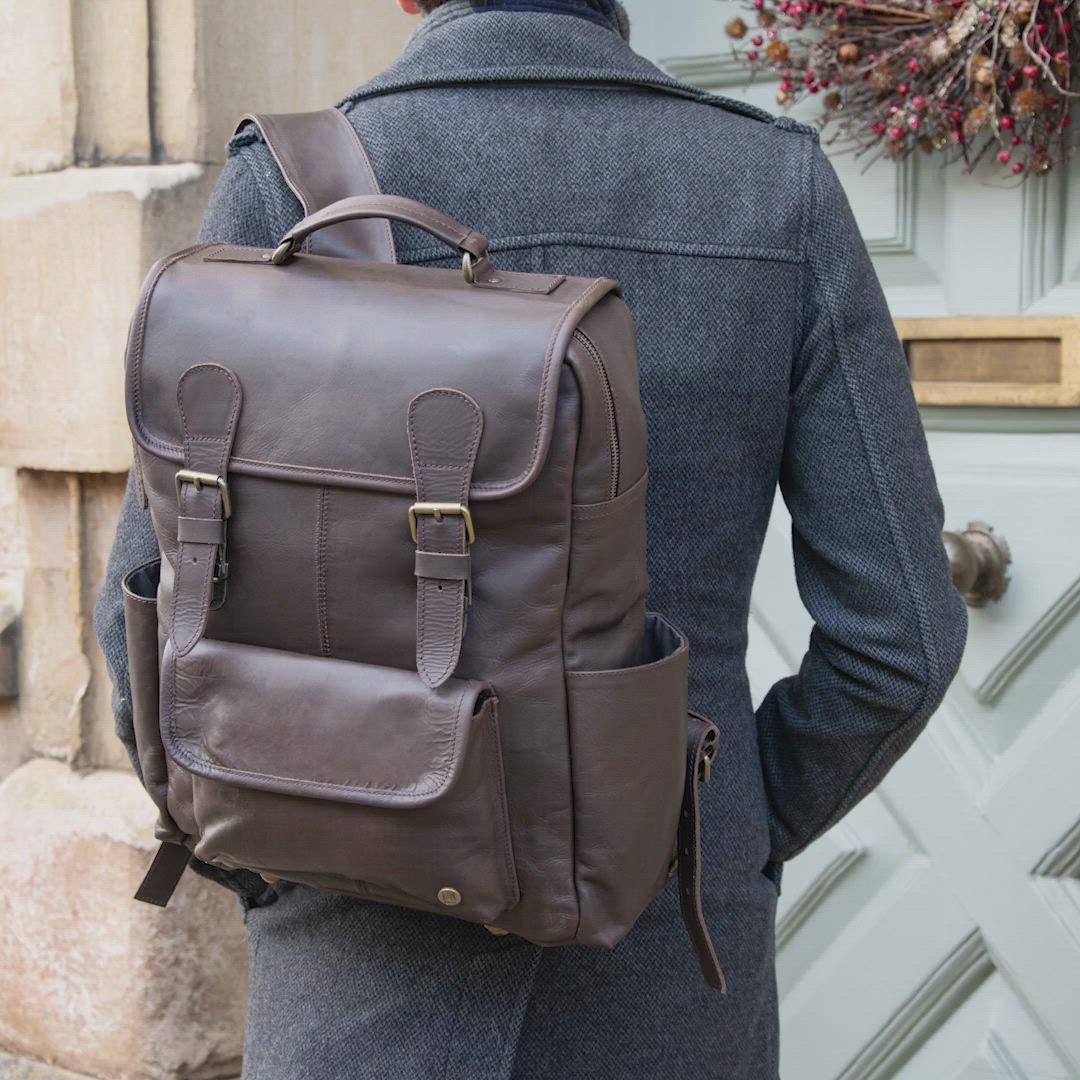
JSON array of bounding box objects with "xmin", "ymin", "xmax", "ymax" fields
[{"xmin": 161, "ymin": 637, "xmax": 490, "ymax": 807}]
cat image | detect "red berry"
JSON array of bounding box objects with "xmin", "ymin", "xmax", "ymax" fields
[
  {"xmin": 1063, "ymin": 116, "xmax": 1072, "ymax": 128},
  {"xmin": 872, "ymin": 121, "xmax": 886, "ymax": 134},
  {"xmin": 747, "ymin": 50, "xmax": 759, "ymax": 60},
  {"xmin": 1012, "ymin": 134, "xmax": 1021, "ymax": 145},
  {"xmin": 997, "ymin": 149, "xmax": 1011, "ymax": 162},
  {"xmin": 888, "ymin": 125, "xmax": 904, "ymax": 139},
  {"xmin": 1000, "ymin": 114, "xmax": 1014, "ymax": 129},
  {"xmin": 752, "ymin": 35, "xmax": 763, "ymax": 45},
  {"xmin": 911, "ymin": 95, "xmax": 925, "ymax": 109},
  {"xmin": 897, "ymin": 82, "xmax": 910, "ymax": 95},
  {"xmin": 1012, "ymin": 161, "xmax": 1024, "ymax": 173},
  {"xmin": 908, "ymin": 115, "xmax": 921, "ymax": 129},
  {"xmin": 1023, "ymin": 64, "xmax": 1040, "ymax": 78},
  {"xmin": 907, "ymin": 58, "xmax": 919, "ymax": 72},
  {"xmin": 780, "ymin": 78, "xmax": 792, "ymax": 90}
]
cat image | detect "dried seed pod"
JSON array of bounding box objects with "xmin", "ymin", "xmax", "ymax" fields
[
  {"xmin": 963, "ymin": 102, "xmax": 992, "ymax": 137},
  {"xmin": 868, "ymin": 61, "xmax": 897, "ymax": 91},
  {"xmin": 970, "ymin": 55, "xmax": 996, "ymax": 86},
  {"xmin": 757, "ymin": 10, "xmax": 777, "ymax": 27},
  {"xmin": 726, "ymin": 17, "xmax": 747, "ymax": 39},
  {"xmin": 1013, "ymin": 87, "xmax": 1046, "ymax": 115},
  {"xmin": 1031, "ymin": 149, "xmax": 1052, "ymax": 174},
  {"xmin": 825, "ymin": 91, "xmax": 844, "ymax": 110},
  {"xmin": 765, "ymin": 39, "xmax": 790, "ymax": 63},
  {"xmin": 838, "ymin": 42, "xmax": 861, "ymax": 63},
  {"xmin": 922, "ymin": 35, "xmax": 953, "ymax": 67},
  {"xmin": 1011, "ymin": 0, "xmax": 1035, "ymax": 23},
  {"xmin": 1008, "ymin": 42, "xmax": 1028, "ymax": 65}
]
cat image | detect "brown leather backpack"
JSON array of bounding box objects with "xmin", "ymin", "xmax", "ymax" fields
[{"xmin": 122, "ymin": 110, "xmax": 723, "ymax": 989}]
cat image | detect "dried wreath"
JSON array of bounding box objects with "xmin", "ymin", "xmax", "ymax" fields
[{"xmin": 725, "ymin": 0, "xmax": 1078, "ymax": 175}]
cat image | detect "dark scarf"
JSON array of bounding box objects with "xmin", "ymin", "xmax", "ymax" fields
[{"xmin": 425, "ymin": 0, "xmax": 630, "ymax": 39}]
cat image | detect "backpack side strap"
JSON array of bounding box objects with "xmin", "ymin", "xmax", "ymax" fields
[
  {"xmin": 236, "ymin": 108, "xmax": 396, "ymax": 263},
  {"xmin": 681, "ymin": 712, "xmax": 726, "ymax": 991}
]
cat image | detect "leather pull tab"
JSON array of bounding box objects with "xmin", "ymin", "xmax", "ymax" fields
[
  {"xmin": 679, "ymin": 712, "xmax": 726, "ymax": 992},
  {"xmin": 407, "ymin": 389, "xmax": 483, "ymax": 688},
  {"xmin": 134, "ymin": 842, "xmax": 192, "ymax": 907}
]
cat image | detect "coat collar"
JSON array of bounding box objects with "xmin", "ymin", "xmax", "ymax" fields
[
  {"xmin": 413, "ymin": 0, "xmax": 631, "ymax": 40},
  {"xmin": 338, "ymin": 7, "xmax": 774, "ymax": 122}
]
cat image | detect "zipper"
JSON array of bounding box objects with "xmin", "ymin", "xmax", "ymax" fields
[{"xmin": 572, "ymin": 329, "xmax": 620, "ymax": 501}]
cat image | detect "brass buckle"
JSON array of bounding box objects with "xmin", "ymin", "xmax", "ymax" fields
[
  {"xmin": 408, "ymin": 502, "xmax": 475, "ymax": 545},
  {"xmin": 174, "ymin": 470, "xmax": 232, "ymax": 518}
]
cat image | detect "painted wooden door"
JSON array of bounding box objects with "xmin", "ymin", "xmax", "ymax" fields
[{"xmin": 622, "ymin": 2, "xmax": 1080, "ymax": 1075}]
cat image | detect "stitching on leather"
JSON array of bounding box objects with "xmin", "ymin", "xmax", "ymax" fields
[
  {"xmin": 129, "ymin": 244, "xmax": 213, "ymax": 441},
  {"xmin": 483, "ymin": 697, "xmax": 519, "ymax": 906},
  {"xmin": 336, "ymin": 108, "xmax": 396, "ymax": 258},
  {"xmin": 129, "ymin": 254, "xmax": 610, "ymax": 499},
  {"xmin": 254, "ymin": 115, "xmax": 315, "ymax": 215},
  {"xmin": 173, "ymin": 365, "xmax": 241, "ymax": 656},
  {"xmin": 316, "ymin": 486, "xmax": 331, "ymax": 657},
  {"xmin": 165, "ymin": 645, "xmax": 472, "ymax": 800},
  {"xmin": 571, "ymin": 469, "xmax": 647, "ymax": 519},
  {"xmin": 407, "ymin": 390, "xmax": 483, "ymax": 685}
]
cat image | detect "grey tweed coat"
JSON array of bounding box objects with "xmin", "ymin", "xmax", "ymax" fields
[{"xmin": 95, "ymin": 2, "xmax": 968, "ymax": 1077}]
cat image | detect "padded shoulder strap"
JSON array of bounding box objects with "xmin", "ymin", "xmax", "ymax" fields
[{"xmin": 236, "ymin": 108, "xmax": 396, "ymax": 263}]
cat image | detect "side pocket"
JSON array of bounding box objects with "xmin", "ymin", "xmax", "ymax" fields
[
  {"xmin": 122, "ymin": 559, "xmax": 180, "ymax": 839},
  {"xmin": 567, "ymin": 613, "xmax": 688, "ymax": 947}
]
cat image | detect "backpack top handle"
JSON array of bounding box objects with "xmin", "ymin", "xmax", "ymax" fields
[{"xmin": 271, "ymin": 194, "xmax": 491, "ymax": 283}]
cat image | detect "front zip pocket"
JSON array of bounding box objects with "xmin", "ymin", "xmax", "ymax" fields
[{"xmin": 573, "ymin": 328, "xmax": 621, "ymax": 500}]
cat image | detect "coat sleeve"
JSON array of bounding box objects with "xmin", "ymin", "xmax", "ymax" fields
[
  {"xmin": 93, "ymin": 150, "xmax": 273, "ymax": 772},
  {"xmin": 755, "ymin": 142, "xmax": 968, "ymax": 865}
]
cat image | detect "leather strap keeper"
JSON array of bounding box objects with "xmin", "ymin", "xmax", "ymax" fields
[
  {"xmin": 177, "ymin": 516, "xmax": 227, "ymax": 546},
  {"xmin": 414, "ymin": 551, "xmax": 471, "ymax": 581}
]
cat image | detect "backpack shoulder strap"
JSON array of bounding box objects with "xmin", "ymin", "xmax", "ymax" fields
[{"xmin": 236, "ymin": 108, "xmax": 396, "ymax": 263}]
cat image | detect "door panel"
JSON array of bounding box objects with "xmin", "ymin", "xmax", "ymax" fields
[{"xmin": 623, "ymin": 3, "xmax": 1080, "ymax": 1075}]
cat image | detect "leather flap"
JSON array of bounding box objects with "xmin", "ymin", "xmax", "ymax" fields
[
  {"xmin": 127, "ymin": 245, "xmax": 618, "ymax": 501},
  {"xmin": 161, "ymin": 636, "xmax": 491, "ymax": 807}
]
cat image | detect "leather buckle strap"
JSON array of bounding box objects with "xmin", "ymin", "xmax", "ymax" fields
[
  {"xmin": 679, "ymin": 711, "xmax": 726, "ymax": 992},
  {"xmin": 406, "ymin": 389, "xmax": 483, "ymax": 688},
  {"xmin": 170, "ymin": 364, "xmax": 243, "ymax": 656}
]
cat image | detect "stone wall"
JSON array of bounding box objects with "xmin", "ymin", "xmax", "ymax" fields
[{"xmin": 0, "ymin": 4, "xmax": 413, "ymax": 1076}]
